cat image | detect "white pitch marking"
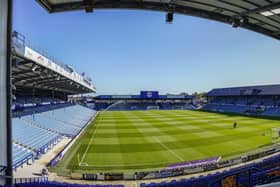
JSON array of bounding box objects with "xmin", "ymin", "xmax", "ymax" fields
[
  {"xmin": 79, "ymin": 163, "xmax": 89, "ymax": 166},
  {"xmin": 79, "ymin": 122, "xmax": 100, "ymax": 166},
  {"xmin": 80, "ymin": 161, "xmax": 171, "ymax": 167},
  {"xmin": 152, "ymin": 136, "xmax": 184, "ymax": 162}
]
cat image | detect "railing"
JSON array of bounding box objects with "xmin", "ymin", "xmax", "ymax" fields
[
  {"xmin": 0, "ymin": 166, "xmax": 6, "ymax": 174},
  {"xmin": 14, "ymin": 176, "xmax": 48, "ymax": 184},
  {"xmin": 12, "ymin": 31, "xmax": 94, "ymax": 89},
  {"xmin": 12, "ymin": 31, "xmax": 64, "ymax": 68}
]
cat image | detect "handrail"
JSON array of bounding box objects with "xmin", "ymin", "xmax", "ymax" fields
[
  {"xmin": 14, "ymin": 176, "xmax": 48, "ymax": 184},
  {"xmin": 0, "ymin": 166, "xmax": 7, "ymax": 173}
]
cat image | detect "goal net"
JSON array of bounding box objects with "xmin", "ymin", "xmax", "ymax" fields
[
  {"xmin": 271, "ymin": 127, "xmax": 280, "ymax": 143},
  {"xmin": 147, "ymin": 105, "xmax": 159, "ymax": 110}
]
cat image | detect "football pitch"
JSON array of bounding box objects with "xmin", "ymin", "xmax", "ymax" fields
[{"xmin": 55, "ymin": 110, "xmax": 280, "ymax": 174}]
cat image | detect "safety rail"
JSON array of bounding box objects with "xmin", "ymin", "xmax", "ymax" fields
[
  {"xmin": 0, "ymin": 166, "xmax": 7, "ymax": 175},
  {"xmin": 14, "ymin": 176, "xmax": 48, "ymax": 184},
  {"xmin": 12, "ymin": 31, "xmax": 93, "ymax": 87},
  {"xmin": 12, "ymin": 31, "xmax": 63, "ymax": 68}
]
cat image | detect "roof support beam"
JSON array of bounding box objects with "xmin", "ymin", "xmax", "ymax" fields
[
  {"xmin": 35, "ymin": 0, "xmax": 53, "ymax": 13},
  {"xmin": 34, "ymin": 0, "xmax": 235, "ymax": 22},
  {"xmin": 13, "ymin": 74, "xmax": 44, "ymax": 83},
  {"xmin": 238, "ymin": 2, "xmax": 280, "ymax": 16},
  {"xmin": 34, "ymin": 0, "xmax": 280, "ymax": 40},
  {"xmin": 15, "ymin": 74, "xmax": 62, "ymax": 85},
  {"xmin": 12, "ymin": 68, "xmax": 35, "ymax": 76},
  {"xmin": 24, "ymin": 76, "xmax": 66, "ymax": 86},
  {"xmin": 16, "ymin": 60, "xmax": 33, "ymax": 66}
]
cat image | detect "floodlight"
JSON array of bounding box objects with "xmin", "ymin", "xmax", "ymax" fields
[{"xmin": 166, "ymin": 12, "xmax": 173, "ymax": 23}]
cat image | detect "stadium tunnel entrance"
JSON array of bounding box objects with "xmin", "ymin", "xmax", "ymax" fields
[{"xmin": 1, "ymin": 0, "xmax": 280, "ymax": 185}]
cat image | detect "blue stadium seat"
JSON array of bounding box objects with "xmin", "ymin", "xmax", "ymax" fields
[
  {"xmin": 13, "ymin": 118, "xmax": 60, "ymax": 153},
  {"xmin": 12, "ymin": 105, "xmax": 96, "ymax": 169},
  {"xmin": 13, "ymin": 144, "xmax": 33, "ymax": 169}
]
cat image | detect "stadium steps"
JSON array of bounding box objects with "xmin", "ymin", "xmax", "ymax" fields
[
  {"xmin": 20, "ymin": 117, "xmax": 63, "ymax": 136},
  {"xmin": 12, "ymin": 142, "xmax": 34, "ymax": 169},
  {"xmin": 31, "ymin": 114, "xmax": 81, "ymax": 136},
  {"xmin": 11, "ymin": 105, "xmax": 96, "ymax": 169},
  {"xmin": 39, "ymin": 114, "xmax": 83, "ymax": 129},
  {"xmin": 13, "ymin": 118, "xmax": 61, "ymax": 153}
]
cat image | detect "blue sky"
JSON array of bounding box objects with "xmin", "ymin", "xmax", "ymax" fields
[{"xmin": 13, "ymin": 0, "xmax": 280, "ymax": 95}]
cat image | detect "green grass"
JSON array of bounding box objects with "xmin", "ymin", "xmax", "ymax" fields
[{"xmin": 52, "ymin": 110, "xmax": 280, "ymax": 175}]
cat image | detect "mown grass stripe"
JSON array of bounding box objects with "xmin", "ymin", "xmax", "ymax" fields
[{"xmin": 54, "ymin": 110, "xmax": 280, "ymax": 172}]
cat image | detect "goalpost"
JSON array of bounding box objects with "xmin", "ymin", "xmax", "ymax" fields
[
  {"xmin": 147, "ymin": 105, "xmax": 159, "ymax": 110},
  {"xmin": 271, "ymin": 127, "xmax": 280, "ymax": 144}
]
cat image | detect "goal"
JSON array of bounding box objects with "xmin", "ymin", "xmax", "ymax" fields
[
  {"xmin": 146, "ymin": 105, "xmax": 159, "ymax": 110},
  {"xmin": 271, "ymin": 127, "xmax": 280, "ymax": 143}
]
